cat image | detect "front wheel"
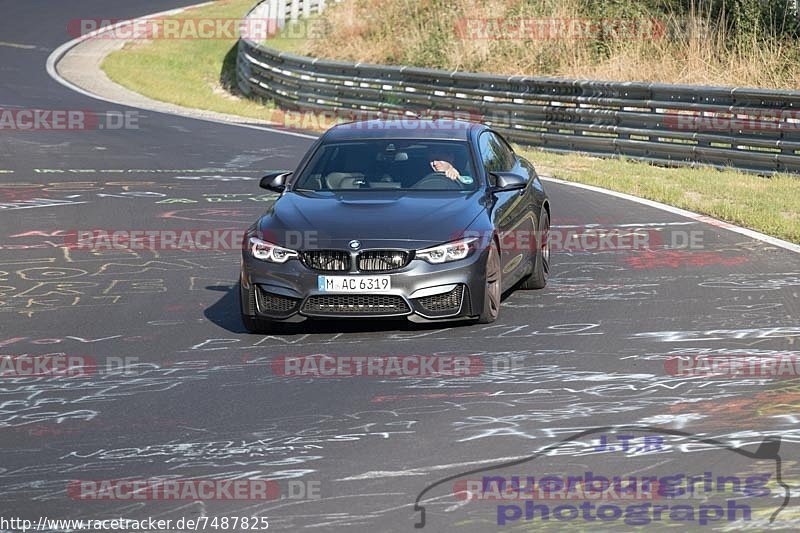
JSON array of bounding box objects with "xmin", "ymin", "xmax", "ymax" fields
[
  {"xmin": 520, "ymin": 210, "xmax": 550, "ymax": 290},
  {"xmin": 477, "ymin": 241, "xmax": 501, "ymax": 323}
]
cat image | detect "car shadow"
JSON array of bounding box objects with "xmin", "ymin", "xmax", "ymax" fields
[
  {"xmin": 204, "ymin": 284, "xmax": 482, "ymax": 335},
  {"xmin": 204, "ymin": 284, "xmax": 248, "ymax": 333}
]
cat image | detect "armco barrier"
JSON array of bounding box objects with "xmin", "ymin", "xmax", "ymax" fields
[{"xmin": 237, "ymin": 0, "xmax": 800, "ymax": 175}]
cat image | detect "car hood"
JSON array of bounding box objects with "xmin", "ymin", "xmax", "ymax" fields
[{"xmin": 257, "ymin": 190, "xmax": 486, "ymax": 250}]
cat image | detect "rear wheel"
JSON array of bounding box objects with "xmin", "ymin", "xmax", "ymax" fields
[
  {"xmin": 477, "ymin": 241, "xmax": 501, "ymax": 323},
  {"xmin": 521, "ymin": 210, "xmax": 550, "ymax": 289}
]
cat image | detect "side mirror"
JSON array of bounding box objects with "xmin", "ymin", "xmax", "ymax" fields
[
  {"xmin": 489, "ymin": 172, "xmax": 527, "ymax": 192},
  {"xmin": 259, "ymin": 171, "xmax": 292, "ymax": 193}
]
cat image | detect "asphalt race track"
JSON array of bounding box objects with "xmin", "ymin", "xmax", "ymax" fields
[{"xmin": 1, "ymin": 1, "xmax": 800, "ymax": 531}]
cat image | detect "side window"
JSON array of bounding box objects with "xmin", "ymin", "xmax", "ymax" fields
[
  {"xmin": 478, "ymin": 132, "xmax": 515, "ymax": 176},
  {"xmin": 492, "ymin": 133, "xmax": 516, "ymax": 171}
]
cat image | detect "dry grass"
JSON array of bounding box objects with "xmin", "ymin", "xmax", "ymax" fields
[{"xmin": 302, "ymin": 0, "xmax": 800, "ymax": 89}]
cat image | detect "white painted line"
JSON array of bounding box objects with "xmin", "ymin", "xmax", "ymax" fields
[
  {"xmin": 553, "ymin": 221, "xmax": 697, "ymax": 229},
  {"xmin": 541, "ymin": 176, "xmax": 800, "ymax": 254},
  {"xmin": 336, "ymin": 454, "xmax": 529, "ymax": 481},
  {"xmin": 0, "ymin": 200, "xmax": 88, "ymax": 210},
  {"xmin": 0, "ymin": 41, "xmax": 37, "ymax": 50},
  {"xmin": 45, "ymin": 1, "xmax": 316, "ymax": 141}
]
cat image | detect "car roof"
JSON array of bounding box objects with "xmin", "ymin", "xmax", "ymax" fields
[{"xmin": 322, "ymin": 119, "xmax": 485, "ymax": 142}]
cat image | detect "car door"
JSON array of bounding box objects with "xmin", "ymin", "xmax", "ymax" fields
[{"xmin": 477, "ymin": 131, "xmax": 536, "ymax": 289}]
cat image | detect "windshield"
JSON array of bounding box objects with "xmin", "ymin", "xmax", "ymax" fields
[{"xmin": 292, "ymin": 140, "xmax": 478, "ymax": 192}]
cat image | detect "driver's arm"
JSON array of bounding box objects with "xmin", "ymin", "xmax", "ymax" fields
[{"xmin": 430, "ymin": 160, "xmax": 460, "ymax": 180}]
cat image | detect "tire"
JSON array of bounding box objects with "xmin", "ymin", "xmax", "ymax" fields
[
  {"xmin": 520, "ymin": 209, "xmax": 550, "ymax": 290},
  {"xmin": 477, "ymin": 241, "xmax": 501, "ymax": 323},
  {"xmin": 240, "ymin": 281, "xmax": 276, "ymax": 334}
]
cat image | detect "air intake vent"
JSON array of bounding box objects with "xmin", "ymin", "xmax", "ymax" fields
[
  {"xmin": 302, "ymin": 294, "xmax": 410, "ymax": 316},
  {"xmin": 256, "ymin": 286, "xmax": 300, "ymax": 317},
  {"xmin": 416, "ymin": 286, "xmax": 464, "ymax": 313}
]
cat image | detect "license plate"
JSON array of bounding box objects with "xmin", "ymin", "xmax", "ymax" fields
[{"xmin": 318, "ymin": 276, "xmax": 391, "ymax": 292}]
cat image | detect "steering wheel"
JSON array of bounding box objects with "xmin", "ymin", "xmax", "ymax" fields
[{"xmin": 412, "ymin": 172, "xmax": 462, "ymax": 190}]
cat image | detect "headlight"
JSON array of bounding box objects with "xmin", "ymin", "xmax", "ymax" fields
[
  {"xmin": 416, "ymin": 237, "xmax": 477, "ymax": 264},
  {"xmin": 249, "ymin": 237, "xmax": 298, "ymax": 263}
]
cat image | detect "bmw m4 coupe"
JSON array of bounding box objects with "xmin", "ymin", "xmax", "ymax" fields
[{"xmin": 239, "ymin": 119, "xmax": 550, "ymax": 332}]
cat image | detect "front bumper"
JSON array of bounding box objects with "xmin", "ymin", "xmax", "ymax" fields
[{"xmin": 240, "ymin": 247, "xmax": 488, "ymax": 323}]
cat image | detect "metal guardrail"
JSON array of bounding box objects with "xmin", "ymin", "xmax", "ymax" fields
[{"xmin": 237, "ymin": 0, "xmax": 800, "ymax": 174}]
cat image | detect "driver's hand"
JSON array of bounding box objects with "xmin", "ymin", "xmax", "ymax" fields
[{"xmin": 430, "ymin": 160, "xmax": 460, "ymax": 180}]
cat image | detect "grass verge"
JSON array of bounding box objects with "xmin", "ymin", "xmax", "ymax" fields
[{"xmin": 100, "ymin": 1, "xmax": 799, "ymax": 244}]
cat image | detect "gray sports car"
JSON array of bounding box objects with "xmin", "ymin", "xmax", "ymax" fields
[{"xmin": 239, "ymin": 119, "xmax": 550, "ymax": 332}]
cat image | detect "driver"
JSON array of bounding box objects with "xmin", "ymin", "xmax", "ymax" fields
[{"xmin": 429, "ymin": 146, "xmax": 461, "ymax": 181}]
